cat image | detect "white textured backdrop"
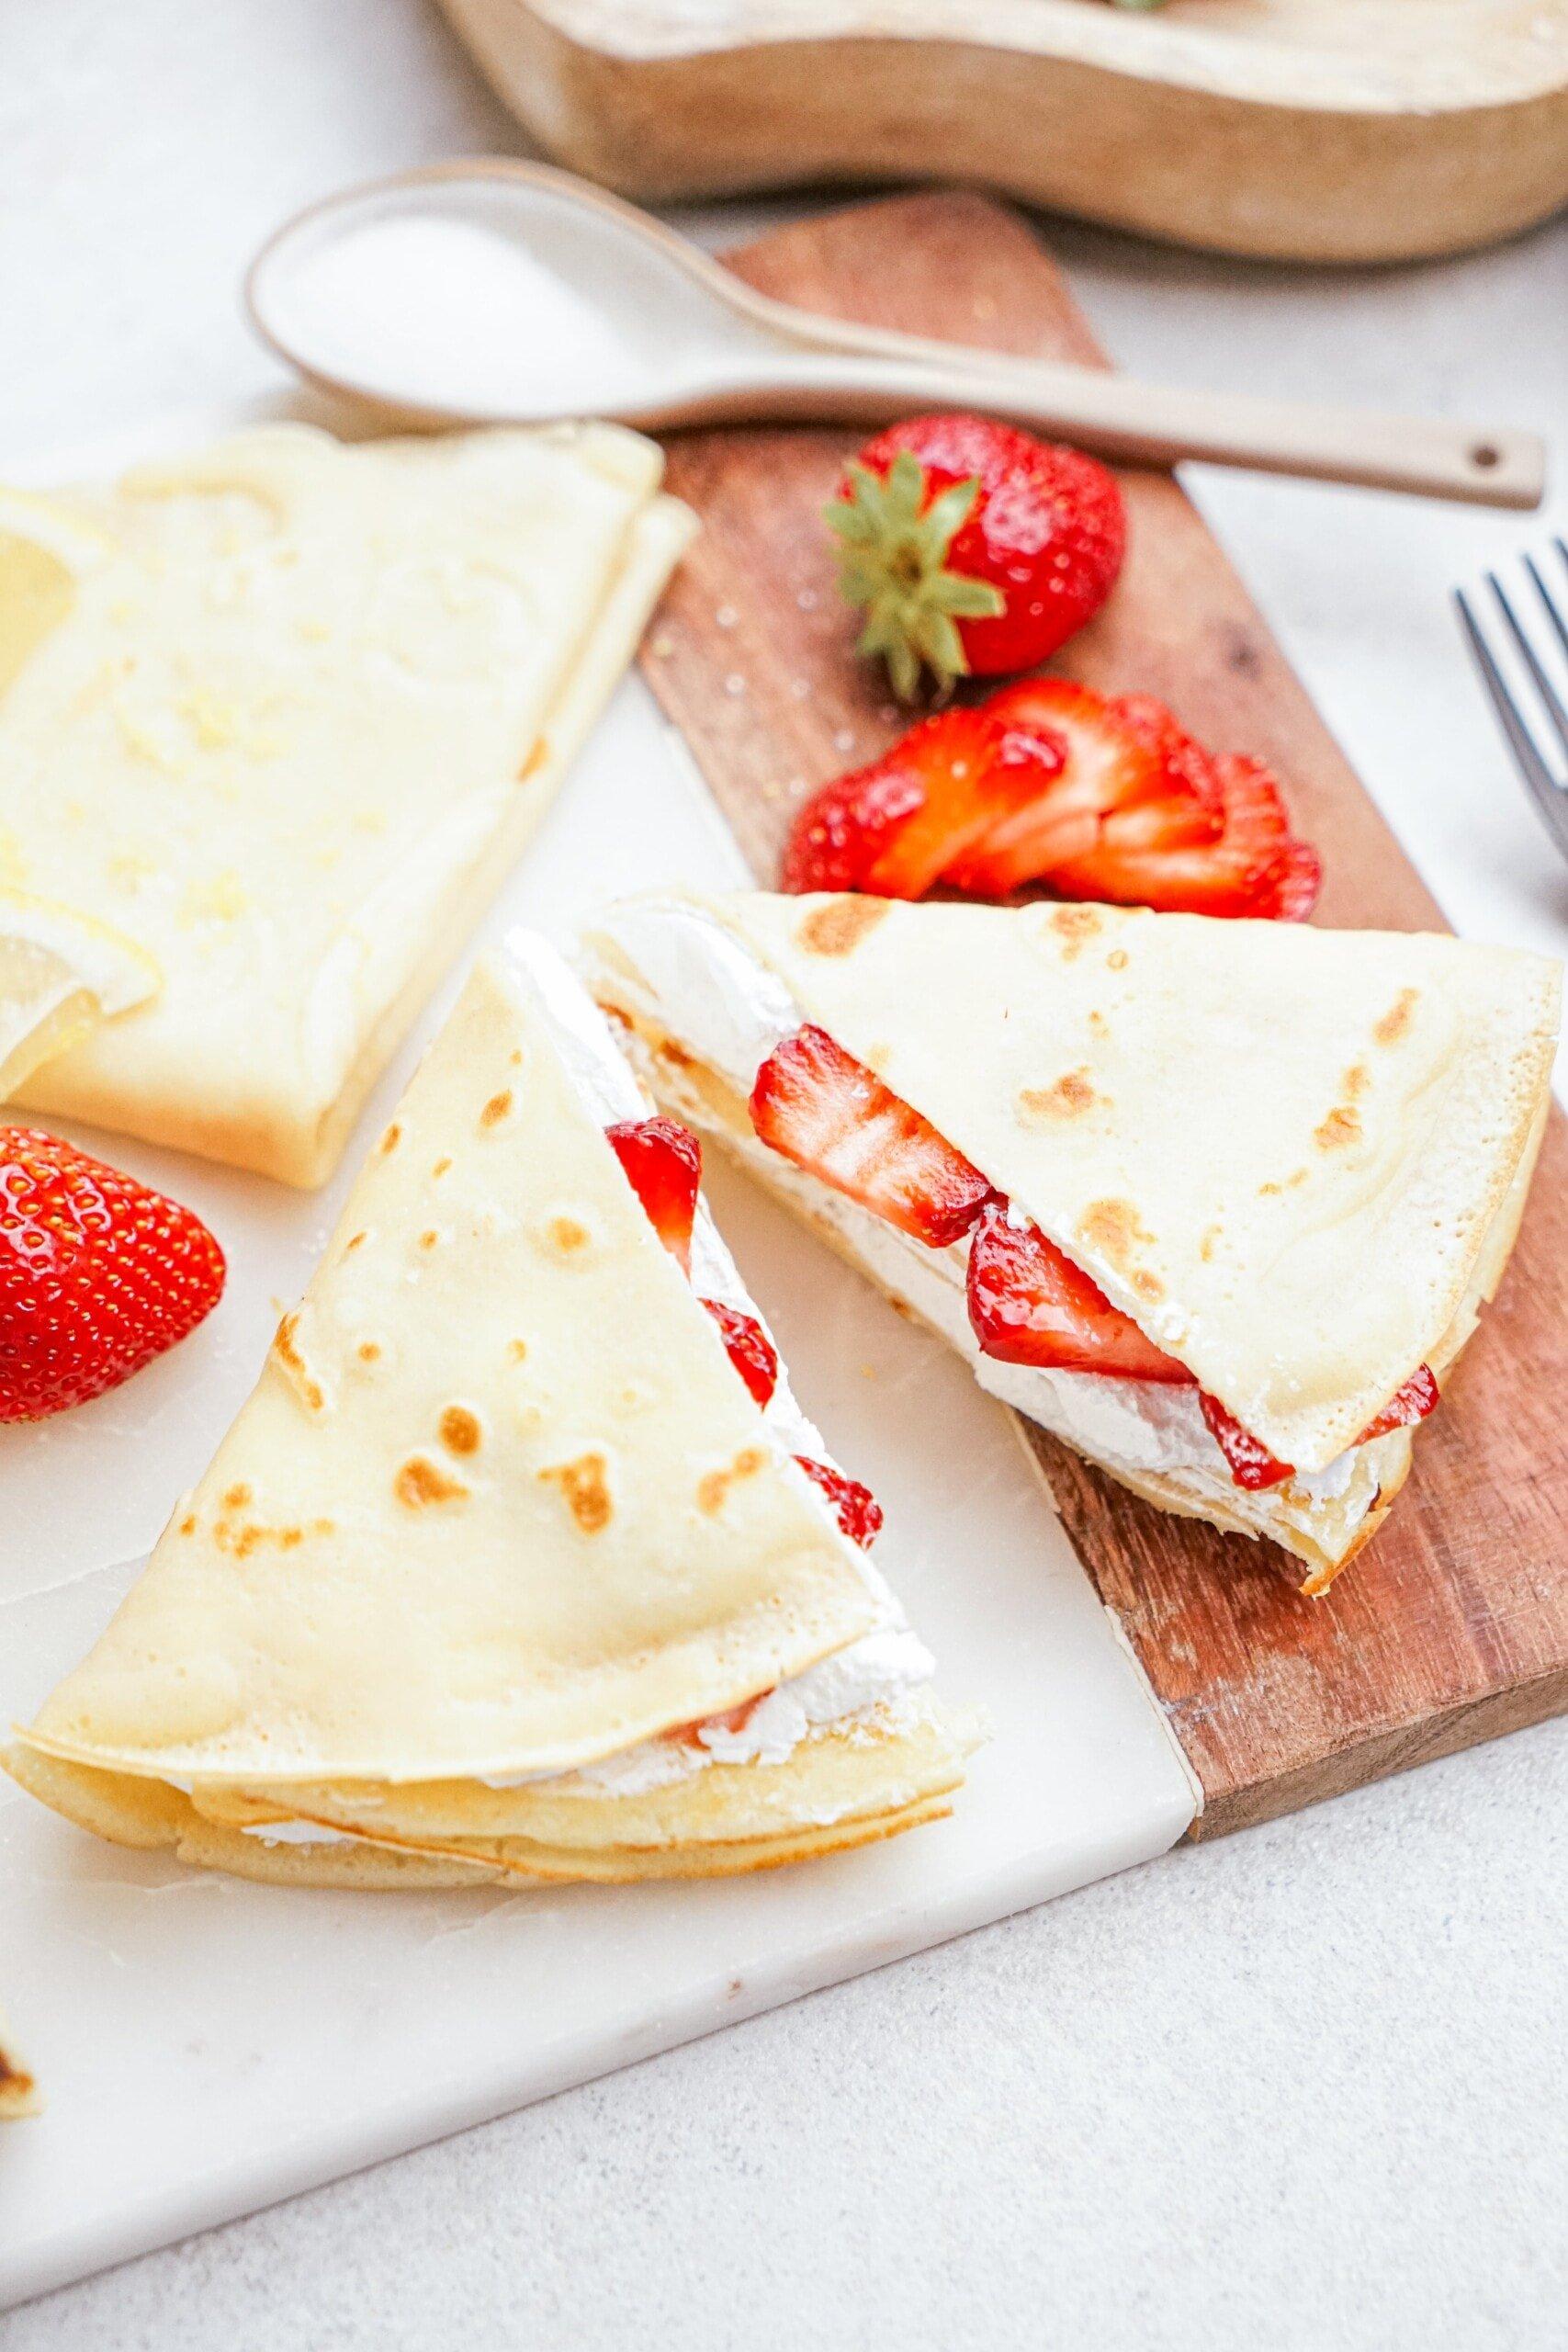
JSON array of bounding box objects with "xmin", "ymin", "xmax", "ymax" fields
[{"xmin": 2, "ymin": 4, "xmax": 1566, "ymax": 2345}]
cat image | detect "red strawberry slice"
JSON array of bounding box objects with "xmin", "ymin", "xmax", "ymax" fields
[
  {"xmin": 1048, "ymin": 748, "xmax": 1321, "ymax": 922},
  {"xmin": 795, "ymin": 1453, "xmax": 884, "ymax": 1549},
  {"xmin": 1356, "ymin": 1363, "xmax": 1439, "ymax": 1442},
  {"xmin": 1197, "ymin": 1392, "xmax": 1294, "ymax": 1490},
  {"xmin": 781, "ymin": 705, "xmax": 1059, "ymax": 899},
  {"xmin": 944, "ymin": 682, "xmax": 1202, "ymax": 899},
  {"xmin": 606, "ymin": 1116, "xmax": 702, "ymax": 1275},
  {"xmin": 0, "ymin": 1126, "xmax": 225, "ymax": 1421},
  {"xmin": 1201, "ymin": 1363, "xmax": 1438, "ymax": 1491},
  {"xmin": 702, "ymin": 1297, "xmax": 780, "ymax": 1408},
  {"xmin": 967, "ymin": 1198, "xmax": 1431, "ymax": 1490},
  {"xmin": 661, "ymin": 1689, "xmax": 773, "ymax": 1749},
  {"xmin": 750, "ymin": 1025, "xmax": 995, "ymax": 1249},
  {"xmin": 964, "ymin": 1201, "xmax": 1190, "ymax": 1382}
]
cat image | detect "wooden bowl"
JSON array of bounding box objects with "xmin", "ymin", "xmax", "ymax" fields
[{"xmin": 434, "ymin": 0, "xmax": 1568, "ymax": 266}]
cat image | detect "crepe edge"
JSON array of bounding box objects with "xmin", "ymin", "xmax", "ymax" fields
[
  {"xmin": 12, "ymin": 490, "xmax": 695, "ymax": 1187},
  {"xmin": 5, "ymin": 1697, "xmax": 976, "ymax": 1888}
]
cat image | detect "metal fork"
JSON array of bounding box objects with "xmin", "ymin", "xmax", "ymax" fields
[{"xmin": 1455, "ymin": 538, "xmax": 1568, "ymax": 862}]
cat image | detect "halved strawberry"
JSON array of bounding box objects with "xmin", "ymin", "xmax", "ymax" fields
[
  {"xmin": 795, "ymin": 1453, "xmax": 884, "ymax": 1548},
  {"xmin": 964, "ymin": 1201, "xmax": 1190, "ymax": 1382},
  {"xmin": 605, "ymin": 1116, "xmax": 702, "ymax": 1274},
  {"xmin": 702, "ymin": 1297, "xmax": 780, "ymax": 1408},
  {"xmin": 1048, "ymin": 748, "xmax": 1321, "ymax": 922},
  {"xmin": 750, "ymin": 1025, "xmax": 995, "ymax": 1249},
  {"xmin": 781, "ymin": 705, "xmax": 1059, "ymax": 899},
  {"xmin": 1357, "ymin": 1363, "xmax": 1438, "ymax": 1442},
  {"xmin": 0, "ymin": 1126, "xmax": 225, "ymax": 1421},
  {"xmin": 943, "ymin": 682, "xmax": 1202, "ymax": 899}
]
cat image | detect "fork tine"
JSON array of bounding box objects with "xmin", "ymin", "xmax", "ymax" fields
[
  {"xmin": 1454, "ymin": 587, "xmax": 1568, "ymax": 858},
  {"xmin": 1486, "ymin": 571, "xmax": 1568, "ymax": 765},
  {"xmin": 1525, "ymin": 548, "xmax": 1568, "ymax": 671}
]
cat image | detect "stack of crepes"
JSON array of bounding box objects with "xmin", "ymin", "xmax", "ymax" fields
[
  {"xmin": 582, "ymin": 890, "xmax": 1561, "ymax": 1588},
  {"xmin": 0, "ymin": 423, "xmax": 692, "ymax": 1183},
  {"xmin": 6, "ymin": 937, "xmax": 976, "ymax": 1886},
  {"xmin": 0, "ymin": 2007, "xmax": 39, "ymax": 2119}
]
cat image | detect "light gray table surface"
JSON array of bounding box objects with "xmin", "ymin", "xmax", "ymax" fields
[{"xmin": 3, "ymin": 5, "xmax": 1566, "ymax": 2346}]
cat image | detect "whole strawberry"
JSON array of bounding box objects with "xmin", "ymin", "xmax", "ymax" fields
[
  {"xmin": 0, "ymin": 1127, "xmax": 225, "ymax": 1420},
  {"xmin": 827, "ymin": 413, "xmax": 1126, "ymax": 702}
]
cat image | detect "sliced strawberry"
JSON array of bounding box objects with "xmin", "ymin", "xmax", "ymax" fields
[
  {"xmin": 779, "ymin": 758, "xmax": 926, "ymax": 896},
  {"xmin": 781, "ymin": 705, "xmax": 1058, "ymax": 899},
  {"xmin": 795, "ymin": 1453, "xmax": 884, "ymax": 1548},
  {"xmin": 1049, "ymin": 749, "xmax": 1321, "ymax": 922},
  {"xmin": 1357, "ymin": 1363, "xmax": 1438, "ymax": 1443},
  {"xmin": 605, "ymin": 1116, "xmax": 701, "ymax": 1275},
  {"xmin": 0, "ymin": 1126, "xmax": 225, "ymax": 1421},
  {"xmin": 965, "ymin": 1200, "xmax": 1190, "ymax": 1382},
  {"xmin": 966, "ymin": 1199, "xmax": 1422, "ymax": 1492},
  {"xmin": 942, "ymin": 682, "xmax": 1206, "ymax": 897},
  {"xmin": 661, "ymin": 1689, "xmax": 772, "ymax": 1749},
  {"xmin": 1197, "ymin": 1364, "xmax": 1437, "ymax": 1493},
  {"xmin": 1197, "ymin": 1392, "xmax": 1294, "ymax": 1490},
  {"xmin": 750, "ymin": 1025, "xmax": 994, "ymax": 1249},
  {"xmin": 702, "ymin": 1297, "xmax": 780, "ymax": 1408}
]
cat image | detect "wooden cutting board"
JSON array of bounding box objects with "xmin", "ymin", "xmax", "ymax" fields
[
  {"xmin": 435, "ymin": 0, "xmax": 1568, "ymax": 266},
  {"xmin": 638, "ymin": 189, "xmax": 1568, "ymax": 1840}
]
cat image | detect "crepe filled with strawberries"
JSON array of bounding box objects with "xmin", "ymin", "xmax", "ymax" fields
[
  {"xmin": 582, "ymin": 891, "xmax": 1560, "ymax": 1589},
  {"xmin": 7, "ymin": 935, "xmax": 974, "ymax": 1886}
]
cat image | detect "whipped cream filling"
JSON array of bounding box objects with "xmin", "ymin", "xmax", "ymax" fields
[
  {"xmin": 582, "ymin": 899, "xmax": 1370, "ymax": 1520},
  {"xmin": 222, "ymin": 931, "xmax": 931, "ymax": 1847}
]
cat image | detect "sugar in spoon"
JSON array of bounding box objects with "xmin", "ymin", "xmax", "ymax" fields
[{"xmin": 246, "ymin": 161, "xmax": 1543, "ymax": 511}]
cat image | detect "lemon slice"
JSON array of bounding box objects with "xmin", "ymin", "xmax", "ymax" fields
[
  {"xmin": 0, "ymin": 483, "xmax": 118, "ymax": 700},
  {"xmin": 0, "ymin": 888, "xmax": 162, "ymax": 1101}
]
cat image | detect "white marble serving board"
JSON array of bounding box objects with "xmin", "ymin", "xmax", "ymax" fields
[{"xmin": 0, "ymin": 412, "xmax": 1198, "ymax": 2308}]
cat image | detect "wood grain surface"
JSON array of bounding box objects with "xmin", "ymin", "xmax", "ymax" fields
[
  {"xmin": 638, "ymin": 189, "xmax": 1568, "ymax": 1838},
  {"xmin": 435, "ymin": 0, "xmax": 1568, "ymax": 266}
]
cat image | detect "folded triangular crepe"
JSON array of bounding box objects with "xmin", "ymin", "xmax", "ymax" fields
[
  {"xmin": 0, "ymin": 2007, "xmax": 39, "ymax": 2119},
  {"xmin": 0, "ymin": 424, "xmax": 692, "ymax": 1184},
  {"xmin": 7, "ymin": 935, "xmax": 972, "ymax": 1884},
  {"xmin": 581, "ymin": 890, "xmax": 1560, "ymax": 1589}
]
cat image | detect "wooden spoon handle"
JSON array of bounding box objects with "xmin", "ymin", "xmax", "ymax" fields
[{"xmin": 720, "ymin": 348, "xmax": 1543, "ymax": 510}]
